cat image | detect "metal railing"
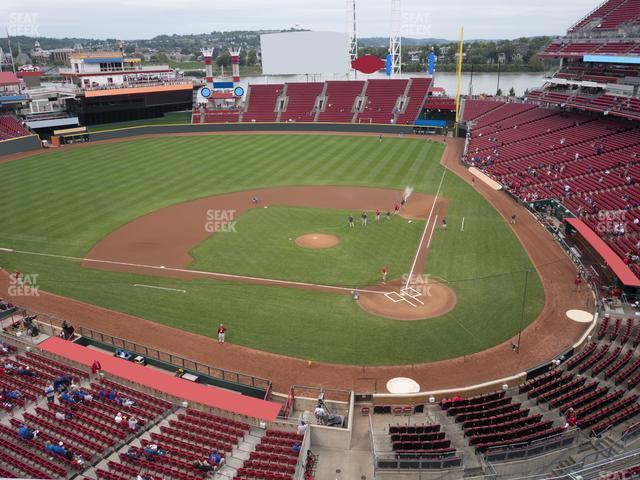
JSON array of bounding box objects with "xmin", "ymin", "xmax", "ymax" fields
[
  {"xmin": 369, "ymin": 414, "xmax": 464, "ymax": 471},
  {"xmin": 0, "ymin": 304, "xmax": 272, "ymax": 392},
  {"xmin": 76, "ymin": 325, "xmax": 272, "ymax": 390},
  {"xmin": 484, "ymin": 428, "xmax": 580, "ymax": 463}
]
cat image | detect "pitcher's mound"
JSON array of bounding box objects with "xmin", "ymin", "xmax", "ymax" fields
[{"xmin": 295, "ymin": 233, "xmax": 340, "ymax": 249}]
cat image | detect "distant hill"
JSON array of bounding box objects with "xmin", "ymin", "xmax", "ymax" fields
[{"xmin": 359, "ymin": 37, "xmax": 451, "ymax": 47}]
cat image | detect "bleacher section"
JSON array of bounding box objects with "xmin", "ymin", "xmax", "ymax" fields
[
  {"xmin": 0, "ymin": 115, "xmax": 30, "ymax": 140},
  {"xmin": 0, "ymin": 337, "xmax": 304, "ymax": 480},
  {"xmin": 396, "ymin": 78, "xmax": 432, "ymax": 124},
  {"xmin": 318, "ymin": 81, "xmax": 363, "ymax": 123},
  {"xmin": 243, "ymin": 84, "xmax": 283, "ymax": 123},
  {"xmin": 280, "ymin": 82, "xmax": 324, "ymax": 123},
  {"xmin": 357, "ymin": 79, "xmax": 408, "ymax": 124},
  {"xmin": 440, "ymin": 390, "xmax": 562, "ymax": 454},
  {"xmin": 195, "ymin": 79, "xmax": 436, "ymax": 125},
  {"xmin": 463, "ymin": 98, "xmax": 640, "ymax": 275}
]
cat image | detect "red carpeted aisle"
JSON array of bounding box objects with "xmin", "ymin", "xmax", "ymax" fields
[{"xmin": 39, "ymin": 337, "xmax": 280, "ymax": 421}]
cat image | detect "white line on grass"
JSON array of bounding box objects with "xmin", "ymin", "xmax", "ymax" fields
[
  {"xmin": 133, "ymin": 284, "xmax": 187, "ymax": 293},
  {"xmin": 404, "ymin": 168, "xmax": 447, "ymax": 290},
  {"xmin": 426, "ymin": 215, "xmax": 439, "ymax": 249},
  {"xmin": 0, "ymin": 247, "xmax": 387, "ymax": 296},
  {"xmin": 461, "ymin": 217, "xmax": 465, "ymax": 231}
]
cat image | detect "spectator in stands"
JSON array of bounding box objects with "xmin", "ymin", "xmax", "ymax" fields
[
  {"xmin": 18, "ymin": 424, "xmax": 38, "ymax": 440},
  {"xmin": 5, "ymin": 389, "xmax": 22, "ymax": 400},
  {"xmin": 98, "ymin": 387, "xmax": 106, "ymax": 398},
  {"xmin": 297, "ymin": 420, "xmax": 308, "ymax": 436},
  {"xmin": 119, "ymin": 397, "xmax": 137, "ymax": 407},
  {"xmin": 193, "ymin": 460, "xmax": 215, "ymax": 473},
  {"xmin": 128, "ymin": 416, "xmax": 139, "ymax": 431},
  {"xmin": 208, "ymin": 448, "xmax": 222, "ymax": 468},
  {"xmin": 107, "ymin": 388, "xmax": 116, "ymax": 400},
  {"xmin": 143, "ymin": 444, "xmax": 166, "ymax": 460},
  {"xmin": 91, "ymin": 360, "xmax": 102, "ymax": 376},
  {"xmin": 53, "ymin": 375, "xmax": 73, "ymax": 392},
  {"xmin": 16, "ymin": 366, "xmax": 35, "ymax": 376},
  {"xmin": 44, "ymin": 384, "xmax": 55, "ymax": 403},
  {"xmin": 45, "ymin": 441, "xmax": 68, "ymax": 457},
  {"xmin": 114, "ymin": 412, "xmax": 124, "ymax": 425},
  {"xmin": 292, "ymin": 442, "xmax": 302, "ymax": 454},
  {"xmin": 55, "ymin": 410, "xmax": 73, "ymax": 421},
  {"xmin": 60, "ymin": 391, "xmax": 78, "ymax": 404},
  {"xmin": 564, "ymin": 408, "xmax": 578, "ymax": 429}
]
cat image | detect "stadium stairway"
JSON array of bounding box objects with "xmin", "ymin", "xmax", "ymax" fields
[
  {"xmin": 312, "ymin": 82, "xmax": 329, "ymax": 123},
  {"xmin": 429, "ymin": 406, "xmax": 484, "ymax": 474}
]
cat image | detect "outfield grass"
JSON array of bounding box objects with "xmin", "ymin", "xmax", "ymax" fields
[
  {"xmin": 190, "ymin": 206, "xmax": 423, "ymax": 286},
  {"xmin": 0, "ymin": 134, "xmax": 544, "ymax": 365},
  {"xmin": 88, "ymin": 111, "xmax": 191, "ymax": 132}
]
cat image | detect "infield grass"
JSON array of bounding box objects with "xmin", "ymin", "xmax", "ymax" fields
[{"xmin": 0, "ymin": 134, "xmax": 544, "ymax": 365}]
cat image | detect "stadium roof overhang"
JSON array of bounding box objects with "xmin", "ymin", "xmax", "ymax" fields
[{"xmin": 566, "ymin": 218, "xmax": 640, "ymax": 287}]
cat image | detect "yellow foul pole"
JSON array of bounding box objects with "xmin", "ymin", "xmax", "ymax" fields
[{"xmin": 454, "ymin": 26, "xmax": 465, "ymax": 134}]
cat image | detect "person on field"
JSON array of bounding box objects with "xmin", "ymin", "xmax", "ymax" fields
[
  {"xmin": 574, "ymin": 274, "xmax": 582, "ymax": 292},
  {"xmin": 217, "ymin": 324, "xmax": 226, "ymax": 343},
  {"xmin": 510, "ymin": 213, "xmax": 517, "ymax": 224},
  {"xmin": 376, "ymin": 209, "xmax": 381, "ymax": 222},
  {"xmin": 348, "ymin": 215, "xmax": 354, "ymax": 228},
  {"xmin": 442, "ymin": 218, "xmax": 447, "ymax": 230},
  {"xmin": 361, "ymin": 212, "xmax": 368, "ymax": 226},
  {"xmin": 382, "ymin": 266, "xmax": 388, "ymax": 283},
  {"xmin": 386, "ymin": 211, "xmax": 391, "ymax": 220},
  {"xmin": 394, "ymin": 204, "xmax": 400, "ymax": 215}
]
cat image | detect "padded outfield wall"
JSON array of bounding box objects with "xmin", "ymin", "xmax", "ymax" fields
[{"xmin": 0, "ymin": 123, "xmax": 419, "ymax": 158}]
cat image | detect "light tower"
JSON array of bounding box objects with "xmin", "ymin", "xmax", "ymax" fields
[
  {"xmin": 229, "ymin": 47, "xmax": 241, "ymax": 83},
  {"xmin": 347, "ymin": 0, "xmax": 358, "ymax": 63},
  {"xmin": 389, "ymin": 0, "xmax": 402, "ymax": 77},
  {"xmin": 201, "ymin": 47, "xmax": 214, "ymax": 86}
]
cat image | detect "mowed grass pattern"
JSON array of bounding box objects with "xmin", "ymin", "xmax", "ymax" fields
[
  {"xmin": 0, "ymin": 135, "xmax": 543, "ymax": 364},
  {"xmin": 190, "ymin": 206, "xmax": 424, "ymax": 286}
]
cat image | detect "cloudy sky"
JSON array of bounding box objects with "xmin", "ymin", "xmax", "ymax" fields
[{"xmin": 3, "ymin": 0, "xmax": 598, "ymax": 40}]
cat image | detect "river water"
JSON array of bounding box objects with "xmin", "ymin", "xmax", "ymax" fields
[{"xmin": 237, "ymin": 71, "xmax": 547, "ymax": 97}]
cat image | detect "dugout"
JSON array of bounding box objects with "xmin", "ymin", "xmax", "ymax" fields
[{"xmin": 51, "ymin": 126, "xmax": 90, "ymax": 146}]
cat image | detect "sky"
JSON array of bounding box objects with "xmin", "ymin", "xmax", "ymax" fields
[{"xmin": 2, "ymin": 0, "xmax": 599, "ymax": 40}]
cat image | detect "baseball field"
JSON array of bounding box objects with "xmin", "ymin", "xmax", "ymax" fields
[{"xmin": 0, "ymin": 133, "xmax": 544, "ymax": 365}]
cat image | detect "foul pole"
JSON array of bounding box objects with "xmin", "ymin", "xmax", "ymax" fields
[{"xmin": 454, "ymin": 27, "xmax": 464, "ymax": 136}]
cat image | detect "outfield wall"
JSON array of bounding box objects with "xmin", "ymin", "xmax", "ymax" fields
[
  {"xmin": 0, "ymin": 135, "xmax": 41, "ymax": 156},
  {"xmin": 89, "ymin": 122, "xmax": 417, "ymax": 142},
  {"xmin": 0, "ymin": 123, "xmax": 419, "ymax": 158}
]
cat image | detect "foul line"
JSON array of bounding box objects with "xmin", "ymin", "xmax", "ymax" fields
[
  {"xmin": 461, "ymin": 217, "xmax": 465, "ymax": 232},
  {"xmin": 426, "ymin": 215, "xmax": 439, "ymax": 249},
  {"xmin": 133, "ymin": 284, "xmax": 186, "ymax": 293},
  {"xmin": 0, "ymin": 247, "xmax": 387, "ymax": 296},
  {"xmin": 403, "ymin": 168, "xmax": 447, "ymax": 290}
]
